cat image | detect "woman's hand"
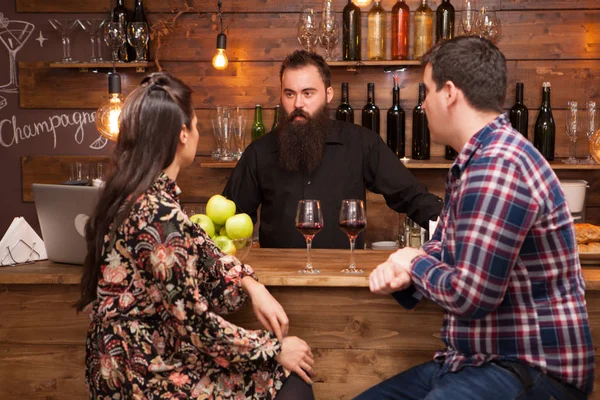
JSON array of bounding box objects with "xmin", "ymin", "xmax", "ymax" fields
[
  {"xmin": 242, "ymin": 277, "xmax": 289, "ymax": 341},
  {"xmin": 276, "ymin": 336, "xmax": 314, "ymax": 385}
]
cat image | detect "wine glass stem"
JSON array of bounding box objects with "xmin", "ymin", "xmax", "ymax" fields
[
  {"xmin": 90, "ymin": 36, "xmax": 96, "ymax": 60},
  {"xmin": 306, "ymin": 237, "xmax": 313, "ymax": 271},
  {"xmin": 349, "ymin": 236, "xmax": 356, "ymax": 269},
  {"xmin": 569, "ymin": 138, "xmax": 577, "ymax": 159}
]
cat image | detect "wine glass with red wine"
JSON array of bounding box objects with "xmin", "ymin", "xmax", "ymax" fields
[
  {"xmin": 339, "ymin": 199, "xmax": 366, "ymax": 274},
  {"xmin": 295, "ymin": 199, "xmax": 324, "ymax": 274}
]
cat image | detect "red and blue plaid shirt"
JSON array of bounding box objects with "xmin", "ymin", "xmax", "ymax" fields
[{"xmin": 409, "ymin": 113, "xmax": 594, "ymax": 392}]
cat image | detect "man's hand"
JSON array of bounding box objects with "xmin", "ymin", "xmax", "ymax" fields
[
  {"xmin": 242, "ymin": 277, "xmax": 289, "ymax": 340},
  {"xmin": 369, "ymin": 247, "xmax": 425, "ymax": 295}
]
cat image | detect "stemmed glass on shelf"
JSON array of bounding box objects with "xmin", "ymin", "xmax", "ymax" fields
[
  {"xmin": 476, "ymin": 7, "xmax": 501, "ymax": 43},
  {"xmin": 127, "ymin": 22, "xmax": 149, "ymax": 62},
  {"xmin": 339, "ymin": 199, "xmax": 366, "ymax": 274},
  {"xmin": 104, "ymin": 22, "xmax": 126, "ymax": 63},
  {"xmin": 297, "ymin": 8, "xmax": 319, "ymax": 53},
  {"xmin": 295, "ymin": 199, "xmax": 323, "ymax": 274},
  {"xmin": 48, "ymin": 19, "xmax": 80, "ymax": 63},
  {"xmin": 78, "ymin": 19, "xmax": 106, "ymax": 62},
  {"xmin": 564, "ymin": 101, "xmax": 580, "ymax": 164},
  {"xmin": 582, "ymin": 101, "xmax": 597, "ymax": 164},
  {"xmin": 319, "ymin": 0, "xmax": 339, "ymax": 61},
  {"xmin": 461, "ymin": 0, "xmax": 478, "ymax": 36}
]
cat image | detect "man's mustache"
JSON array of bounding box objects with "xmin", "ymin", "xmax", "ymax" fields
[{"xmin": 287, "ymin": 108, "xmax": 310, "ymax": 121}]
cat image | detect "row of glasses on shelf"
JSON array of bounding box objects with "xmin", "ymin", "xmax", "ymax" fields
[
  {"xmin": 461, "ymin": 1, "xmax": 501, "ymax": 43},
  {"xmin": 564, "ymin": 101, "xmax": 597, "ymax": 164},
  {"xmin": 210, "ymin": 106, "xmax": 248, "ymax": 162},
  {"xmin": 296, "ymin": 199, "xmax": 366, "ymax": 275},
  {"xmin": 297, "ymin": 5, "xmax": 339, "ymax": 60},
  {"xmin": 47, "ymin": 18, "xmax": 149, "ymax": 64}
]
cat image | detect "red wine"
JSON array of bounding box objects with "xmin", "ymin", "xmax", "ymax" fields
[
  {"xmin": 412, "ymin": 83, "xmax": 430, "ymax": 160},
  {"xmin": 296, "ymin": 222, "xmax": 323, "ymax": 237},
  {"xmin": 336, "ymin": 82, "xmax": 355, "ymax": 123},
  {"xmin": 510, "ymin": 82, "xmax": 528, "ymax": 138},
  {"xmin": 533, "ymin": 82, "xmax": 555, "ymax": 161},
  {"xmin": 387, "ymin": 77, "xmax": 405, "ymax": 158},
  {"xmin": 339, "ymin": 220, "xmax": 366, "ymax": 237},
  {"xmin": 362, "ymin": 82, "xmax": 380, "ymax": 135}
]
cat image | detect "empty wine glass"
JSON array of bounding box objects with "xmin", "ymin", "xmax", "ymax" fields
[
  {"xmin": 564, "ymin": 101, "xmax": 579, "ymax": 164},
  {"xmin": 297, "ymin": 8, "xmax": 319, "ymax": 53},
  {"xmin": 104, "ymin": 22, "xmax": 126, "ymax": 63},
  {"xmin": 295, "ymin": 199, "xmax": 323, "ymax": 274},
  {"xmin": 582, "ymin": 101, "xmax": 597, "ymax": 164},
  {"xmin": 339, "ymin": 199, "xmax": 366, "ymax": 274},
  {"xmin": 127, "ymin": 22, "xmax": 149, "ymax": 62},
  {"xmin": 477, "ymin": 7, "xmax": 500, "ymax": 43},
  {"xmin": 319, "ymin": 20, "xmax": 339, "ymax": 61},
  {"xmin": 48, "ymin": 19, "xmax": 80, "ymax": 63},
  {"xmin": 461, "ymin": 0, "xmax": 478, "ymax": 36},
  {"xmin": 79, "ymin": 19, "xmax": 106, "ymax": 62}
]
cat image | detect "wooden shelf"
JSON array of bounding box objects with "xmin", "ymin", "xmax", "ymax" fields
[
  {"xmin": 48, "ymin": 61, "xmax": 151, "ymax": 72},
  {"xmin": 200, "ymin": 157, "xmax": 600, "ymax": 170},
  {"xmin": 327, "ymin": 60, "xmax": 422, "ymax": 71}
]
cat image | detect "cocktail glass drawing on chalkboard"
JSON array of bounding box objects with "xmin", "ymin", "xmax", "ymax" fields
[
  {"xmin": 48, "ymin": 19, "xmax": 80, "ymax": 64},
  {"xmin": 0, "ymin": 16, "xmax": 35, "ymax": 93}
]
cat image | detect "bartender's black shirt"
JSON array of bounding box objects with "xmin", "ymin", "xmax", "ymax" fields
[{"xmin": 222, "ymin": 119, "xmax": 443, "ymax": 249}]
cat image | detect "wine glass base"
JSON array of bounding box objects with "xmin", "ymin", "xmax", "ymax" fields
[
  {"xmin": 341, "ymin": 267, "xmax": 364, "ymax": 274},
  {"xmin": 298, "ymin": 268, "xmax": 320, "ymax": 274}
]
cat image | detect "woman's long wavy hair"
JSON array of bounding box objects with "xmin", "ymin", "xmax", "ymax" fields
[{"xmin": 75, "ymin": 72, "xmax": 194, "ymax": 312}]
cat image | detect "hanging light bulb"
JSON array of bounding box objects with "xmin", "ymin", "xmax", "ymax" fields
[
  {"xmin": 96, "ymin": 72, "xmax": 124, "ymax": 141},
  {"xmin": 353, "ymin": 0, "xmax": 373, "ymax": 7},
  {"xmin": 212, "ymin": 32, "xmax": 228, "ymax": 70}
]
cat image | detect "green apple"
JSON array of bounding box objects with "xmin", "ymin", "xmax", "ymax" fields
[
  {"xmin": 189, "ymin": 214, "xmax": 215, "ymax": 238},
  {"xmin": 213, "ymin": 235, "xmax": 236, "ymax": 256},
  {"xmin": 225, "ymin": 213, "xmax": 253, "ymax": 239},
  {"xmin": 214, "ymin": 224, "xmax": 223, "ymax": 236},
  {"xmin": 206, "ymin": 195, "xmax": 236, "ymax": 225}
]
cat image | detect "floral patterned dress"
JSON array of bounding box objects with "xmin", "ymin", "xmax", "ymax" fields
[{"xmin": 85, "ymin": 173, "xmax": 286, "ymax": 399}]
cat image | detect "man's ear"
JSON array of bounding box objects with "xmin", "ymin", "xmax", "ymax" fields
[
  {"xmin": 445, "ymin": 81, "xmax": 459, "ymax": 108},
  {"xmin": 326, "ymin": 86, "xmax": 334, "ymax": 104}
]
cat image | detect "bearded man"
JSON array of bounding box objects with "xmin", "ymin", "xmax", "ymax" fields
[{"xmin": 222, "ymin": 50, "xmax": 442, "ymax": 249}]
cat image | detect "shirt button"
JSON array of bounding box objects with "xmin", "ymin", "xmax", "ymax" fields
[{"xmin": 307, "ymin": 180, "xmax": 311, "ymax": 185}]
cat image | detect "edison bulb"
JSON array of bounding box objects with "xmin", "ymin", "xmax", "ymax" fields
[
  {"xmin": 96, "ymin": 93, "xmax": 124, "ymax": 141},
  {"xmin": 212, "ymin": 48, "xmax": 228, "ymax": 70},
  {"xmin": 353, "ymin": 0, "xmax": 373, "ymax": 7}
]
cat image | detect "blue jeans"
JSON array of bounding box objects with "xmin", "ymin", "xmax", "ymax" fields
[{"xmin": 354, "ymin": 360, "xmax": 587, "ymax": 400}]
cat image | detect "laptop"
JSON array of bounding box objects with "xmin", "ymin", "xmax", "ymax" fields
[{"xmin": 32, "ymin": 184, "xmax": 100, "ymax": 264}]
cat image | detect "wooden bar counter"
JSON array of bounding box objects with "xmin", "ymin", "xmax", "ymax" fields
[{"xmin": 1, "ymin": 249, "xmax": 599, "ymax": 399}]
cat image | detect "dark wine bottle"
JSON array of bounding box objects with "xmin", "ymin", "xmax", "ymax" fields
[
  {"xmin": 251, "ymin": 105, "xmax": 266, "ymax": 142},
  {"xmin": 435, "ymin": 0, "xmax": 455, "ymax": 42},
  {"xmin": 336, "ymin": 82, "xmax": 355, "ymax": 123},
  {"xmin": 387, "ymin": 75, "xmax": 405, "ymax": 158},
  {"xmin": 343, "ymin": 0, "xmax": 361, "ymax": 61},
  {"xmin": 510, "ymin": 82, "xmax": 529, "ymax": 138},
  {"xmin": 132, "ymin": 0, "xmax": 150, "ymax": 60},
  {"xmin": 391, "ymin": 0, "xmax": 410, "ymax": 60},
  {"xmin": 412, "ymin": 83, "xmax": 430, "ymax": 160},
  {"xmin": 362, "ymin": 83, "xmax": 380, "ymax": 135},
  {"xmin": 271, "ymin": 105, "xmax": 281, "ymax": 130},
  {"xmin": 533, "ymin": 82, "xmax": 555, "ymax": 161},
  {"xmin": 113, "ymin": 0, "xmax": 133, "ymax": 62}
]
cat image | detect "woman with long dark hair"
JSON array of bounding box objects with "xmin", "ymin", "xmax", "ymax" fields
[{"xmin": 76, "ymin": 72, "xmax": 315, "ymax": 399}]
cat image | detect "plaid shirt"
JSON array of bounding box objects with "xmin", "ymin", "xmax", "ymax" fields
[{"xmin": 409, "ymin": 113, "xmax": 594, "ymax": 393}]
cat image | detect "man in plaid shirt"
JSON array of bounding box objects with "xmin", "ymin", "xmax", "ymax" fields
[{"xmin": 358, "ymin": 37, "xmax": 594, "ymax": 400}]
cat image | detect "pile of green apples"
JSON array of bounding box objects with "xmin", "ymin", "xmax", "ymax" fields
[{"xmin": 189, "ymin": 194, "xmax": 253, "ymax": 256}]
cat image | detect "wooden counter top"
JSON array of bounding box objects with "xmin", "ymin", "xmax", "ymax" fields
[{"xmin": 1, "ymin": 248, "xmax": 600, "ymax": 290}]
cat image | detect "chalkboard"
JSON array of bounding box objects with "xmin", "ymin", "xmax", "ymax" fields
[{"xmin": 0, "ymin": 3, "xmax": 114, "ymax": 236}]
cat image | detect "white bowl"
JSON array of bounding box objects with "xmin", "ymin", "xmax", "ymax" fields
[
  {"xmin": 560, "ymin": 180, "xmax": 588, "ymax": 213},
  {"xmin": 371, "ymin": 241, "xmax": 398, "ymax": 250}
]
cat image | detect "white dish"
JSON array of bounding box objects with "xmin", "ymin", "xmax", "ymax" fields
[{"xmin": 371, "ymin": 241, "xmax": 398, "ymax": 250}]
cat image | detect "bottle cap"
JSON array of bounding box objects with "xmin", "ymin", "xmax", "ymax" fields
[{"xmin": 542, "ymin": 82, "xmax": 551, "ymax": 88}]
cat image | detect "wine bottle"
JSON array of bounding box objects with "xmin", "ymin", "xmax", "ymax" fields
[
  {"xmin": 336, "ymin": 82, "xmax": 355, "ymax": 123},
  {"xmin": 445, "ymin": 146, "xmax": 458, "ymax": 159},
  {"xmin": 435, "ymin": 0, "xmax": 455, "ymax": 42},
  {"xmin": 533, "ymin": 82, "xmax": 555, "ymax": 161},
  {"xmin": 113, "ymin": 0, "xmax": 133, "ymax": 62},
  {"xmin": 132, "ymin": 0, "xmax": 150, "ymax": 61},
  {"xmin": 387, "ymin": 75, "xmax": 405, "ymax": 158},
  {"xmin": 251, "ymin": 105, "xmax": 266, "ymax": 142},
  {"xmin": 414, "ymin": 0, "xmax": 433, "ymax": 60},
  {"xmin": 367, "ymin": 1, "xmax": 386, "ymax": 61},
  {"xmin": 391, "ymin": 0, "xmax": 410, "ymax": 60},
  {"xmin": 272, "ymin": 105, "xmax": 281, "ymax": 130},
  {"xmin": 509, "ymin": 82, "xmax": 529, "ymax": 138},
  {"xmin": 412, "ymin": 83, "xmax": 430, "ymax": 160},
  {"xmin": 362, "ymin": 83, "xmax": 380, "ymax": 135},
  {"xmin": 343, "ymin": 0, "xmax": 361, "ymax": 61}
]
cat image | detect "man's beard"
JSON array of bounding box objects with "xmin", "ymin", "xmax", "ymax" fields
[{"xmin": 276, "ymin": 104, "xmax": 330, "ymax": 174}]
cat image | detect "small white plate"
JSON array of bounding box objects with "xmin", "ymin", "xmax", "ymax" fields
[{"xmin": 371, "ymin": 241, "xmax": 398, "ymax": 250}]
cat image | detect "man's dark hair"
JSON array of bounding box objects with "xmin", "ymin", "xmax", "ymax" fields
[
  {"xmin": 422, "ymin": 36, "xmax": 507, "ymax": 113},
  {"xmin": 280, "ymin": 50, "xmax": 331, "ymax": 88}
]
